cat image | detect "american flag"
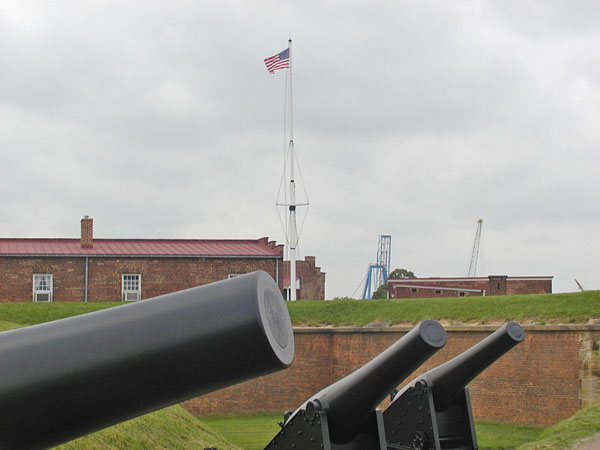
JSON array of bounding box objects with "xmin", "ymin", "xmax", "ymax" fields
[{"xmin": 264, "ymin": 48, "xmax": 290, "ymax": 74}]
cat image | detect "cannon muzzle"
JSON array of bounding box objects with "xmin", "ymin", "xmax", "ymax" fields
[
  {"xmin": 383, "ymin": 322, "xmax": 525, "ymax": 450},
  {"xmin": 268, "ymin": 320, "xmax": 446, "ymax": 449},
  {"xmin": 420, "ymin": 321, "xmax": 524, "ymax": 411},
  {"xmin": 0, "ymin": 271, "xmax": 294, "ymax": 450}
]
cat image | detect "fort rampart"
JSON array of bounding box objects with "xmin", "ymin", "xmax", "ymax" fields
[{"xmin": 183, "ymin": 325, "xmax": 600, "ymax": 426}]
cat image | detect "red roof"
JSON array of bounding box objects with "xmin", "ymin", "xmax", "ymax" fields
[{"xmin": 0, "ymin": 238, "xmax": 283, "ymax": 258}]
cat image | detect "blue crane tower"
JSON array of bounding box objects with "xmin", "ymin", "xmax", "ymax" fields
[{"xmin": 362, "ymin": 235, "xmax": 392, "ymax": 299}]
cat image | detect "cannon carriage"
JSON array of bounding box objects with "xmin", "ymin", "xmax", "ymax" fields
[{"xmin": 266, "ymin": 321, "xmax": 524, "ymax": 450}]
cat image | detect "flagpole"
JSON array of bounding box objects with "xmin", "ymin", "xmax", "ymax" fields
[
  {"xmin": 287, "ymin": 37, "xmax": 298, "ymax": 301},
  {"xmin": 288, "ymin": 38, "xmax": 294, "ymax": 146}
]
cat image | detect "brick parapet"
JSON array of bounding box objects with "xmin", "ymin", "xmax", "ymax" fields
[
  {"xmin": 185, "ymin": 325, "xmax": 600, "ymax": 427},
  {"xmin": 282, "ymin": 257, "xmax": 325, "ymax": 300}
]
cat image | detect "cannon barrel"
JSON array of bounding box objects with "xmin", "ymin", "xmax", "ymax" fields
[
  {"xmin": 419, "ymin": 321, "xmax": 524, "ymax": 411},
  {"xmin": 302, "ymin": 320, "xmax": 447, "ymax": 444},
  {"xmin": 0, "ymin": 271, "xmax": 294, "ymax": 450}
]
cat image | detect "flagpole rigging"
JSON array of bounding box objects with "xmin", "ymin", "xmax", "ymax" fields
[{"xmin": 269, "ymin": 38, "xmax": 308, "ymax": 301}]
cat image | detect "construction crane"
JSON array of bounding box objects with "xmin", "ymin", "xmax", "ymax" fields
[
  {"xmin": 362, "ymin": 235, "xmax": 392, "ymax": 299},
  {"xmin": 467, "ymin": 219, "xmax": 483, "ymax": 277}
]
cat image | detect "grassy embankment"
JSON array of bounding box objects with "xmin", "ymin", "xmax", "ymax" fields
[
  {"xmin": 516, "ymin": 401, "xmax": 600, "ymax": 450},
  {"xmin": 1, "ymin": 290, "xmax": 598, "ymax": 328},
  {"xmin": 287, "ymin": 290, "xmax": 600, "ymax": 326},
  {"xmin": 55, "ymin": 405, "xmax": 240, "ymax": 450}
]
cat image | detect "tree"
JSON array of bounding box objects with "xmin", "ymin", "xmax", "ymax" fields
[
  {"xmin": 388, "ymin": 268, "xmax": 416, "ymax": 279},
  {"xmin": 372, "ymin": 283, "xmax": 388, "ymax": 299},
  {"xmin": 371, "ymin": 268, "xmax": 416, "ymax": 300}
]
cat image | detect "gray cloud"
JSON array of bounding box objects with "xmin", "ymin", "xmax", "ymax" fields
[{"xmin": 1, "ymin": 0, "xmax": 599, "ymax": 296}]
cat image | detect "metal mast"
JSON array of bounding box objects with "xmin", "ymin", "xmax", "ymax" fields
[
  {"xmin": 376, "ymin": 235, "xmax": 392, "ymax": 288},
  {"xmin": 467, "ymin": 219, "xmax": 484, "ymax": 277},
  {"xmin": 276, "ymin": 38, "xmax": 308, "ymax": 301}
]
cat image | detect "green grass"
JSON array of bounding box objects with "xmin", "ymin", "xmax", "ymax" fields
[
  {"xmin": 0, "ymin": 302, "xmax": 123, "ymax": 326},
  {"xmin": 516, "ymin": 402, "xmax": 600, "ymax": 449},
  {"xmin": 477, "ymin": 422, "xmax": 543, "ymax": 450},
  {"xmin": 287, "ymin": 291, "xmax": 600, "ymax": 326},
  {"xmin": 1, "ymin": 291, "xmax": 598, "ymax": 328},
  {"xmin": 0, "ymin": 320, "xmax": 22, "ymax": 331},
  {"xmin": 55, "ymin": 405, "xmax": 240, "ymax": 450},
  {"xmin": 198, "ymin": 414, "xmax": 544, "ymax": 450},
  {"xmin": 199, "ymin": 413, "xmax": 282, "ymax": 450}
]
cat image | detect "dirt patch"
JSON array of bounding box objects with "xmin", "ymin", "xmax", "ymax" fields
[{"xmin": 572, "ymin": 433, "xmax": 600, "ymax": 449}]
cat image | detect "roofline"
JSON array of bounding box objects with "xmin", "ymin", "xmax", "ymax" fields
[
  {"xmin": 0, "ymin": 254, "xmax": 283, "ymax": 260},
  {"xmin": 0, "ymin": 237, "xmax": 284, "ymax": 258},
  {"xmin": 388, "ymin": 276, "xmax": 554, "ymax": 282},
  {"xmin": 391, "ymin": 284, "xmax": 484, "ymax": 293},
  {"xmin": 0, "ymin": 237, "xmax": 280, "ymax": 244},
  {"xmin": 504, "ymin": 277, "xmax": 554, "ymax": 281}
]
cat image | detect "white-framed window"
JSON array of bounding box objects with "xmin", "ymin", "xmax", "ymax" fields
[
  {"xmin": 122, "ymin": 274, "xmax": 141, "ymax": 301},
  {"xmin": 411, "ymin": 288, "xmax": 418, "ymax": 293},
  {"xmin": 33, "ymin": 274, "xmax": 53, "ymax": 302}
]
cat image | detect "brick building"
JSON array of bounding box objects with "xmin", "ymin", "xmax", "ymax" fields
[
  {"xmin": 282, "ymin": 257, "xmax": 326, "ymax": 300},
  {"xmin": 388, "ymin": 275, "xmax": 553, "ymax": 299},
  {"xmin": 0, "ymin": 217, "xmax": 326, "ymax": 302}
]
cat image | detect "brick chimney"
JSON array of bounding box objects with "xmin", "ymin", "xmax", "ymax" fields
[{"xmin": 81, "ymin": 216, "xmax": 93, "ymax": 248}]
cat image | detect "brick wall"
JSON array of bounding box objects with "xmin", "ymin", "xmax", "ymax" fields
[
  {"xmin": 391, "ymin": 285, "xmax": 485, "ymax": 298},
  {"xmin": 184, "ymin": 325, "xmax": 600, "ymax": 427},
  {"xmin": 282, "ymin": 256, "xmax": 326, "ymax": 300},
  {"xmin": 389, "ymin": 277, "xmax": 552, "ymax": 299},
  {"xmin": 506, "ymin": 279, "xmax": 553, "ymax": 295},
  {"xmin": 0, "ymin": 257, "xmax": 86, "ymax": 302},
  {"xmin": 183, "ymin": 332, "xmax": 335, "ymax": 415},
  {"xmin": 0, "ymin": 256, "xmax": 281, "ymax": 302}
]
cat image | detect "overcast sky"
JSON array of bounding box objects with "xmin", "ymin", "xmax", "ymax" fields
[{"xmin": 1, "ymin": 1, "xmax": 599, "ymax": 298}]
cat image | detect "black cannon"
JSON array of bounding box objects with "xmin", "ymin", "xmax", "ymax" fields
[
  {"xmin": 0, "ymin": 271, "xmax": 294, "ymax": 450},
  {"xmin": 264, "ymin": 320, "xmax": 448, "ymax": 450},
  {"xmin": 382, "ymin": 322, "xmax": 525, "ymax": 450}
]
